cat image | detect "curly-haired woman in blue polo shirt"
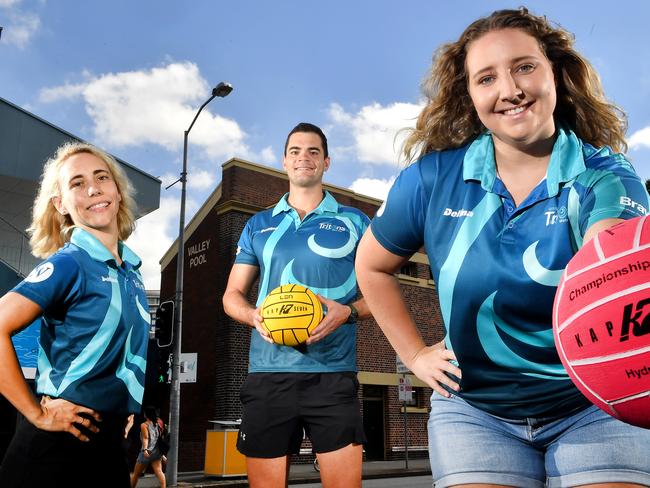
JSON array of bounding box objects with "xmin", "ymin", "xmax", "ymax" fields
[
  {"xmin": 356, "ymin": 7, "xmax": 650, "ymax": 488},
  {"xmin": 0, "ymin": 142, "xmax": 150, "ymax": 487}
]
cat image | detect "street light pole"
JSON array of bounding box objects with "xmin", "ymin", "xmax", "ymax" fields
[{"xmin": 167, "ymin": 81, "xmax": 233, "ymax": 486}]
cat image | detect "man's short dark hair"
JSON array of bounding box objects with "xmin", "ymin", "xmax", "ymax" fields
[{"xmin": 284, "ymin": 122, "xmax": 328, "ymax": 158}]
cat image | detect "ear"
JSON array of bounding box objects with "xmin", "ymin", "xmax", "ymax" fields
[
  {"xmin": 324, "ymin": 157, "xmax": 331, "ymax": 172},
  {"xmin": 52, "ymin": 196, "xmax": 67, "ymax": 215}
]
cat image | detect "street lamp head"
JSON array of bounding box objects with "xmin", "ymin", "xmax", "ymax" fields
[{"xmin": 213, "ymin": 82, "xmax": 233, "ymax": 98}]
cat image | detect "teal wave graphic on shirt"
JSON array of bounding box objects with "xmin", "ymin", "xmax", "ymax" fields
[
  {"xmin": 307, "ymin": 216, "xmax": 357, "ymax": 258},
  {"xmin": 40, "ymin": 268, "xmax": 122, "ymax": 395},
  {"xmin": 438, "ymin": 193, "xmax": 501, "ymax": 351},
  {"xmin": 477, "ymin": 292, "xmax": 567, "ymax": 380},
  {"xmin": 116, "ymin": 325, "xmax": 146, "ymax": 402},
  {"xmin": 280, "ymin": 259, "xmax": 356, "ymax": 300},
  {"xmin": 258, "ymin": 215, "xmax": 294, "ymax": 303},
  {"xmin": 522, "ymin": 241, "xmax": 564, "ymax": 287}
]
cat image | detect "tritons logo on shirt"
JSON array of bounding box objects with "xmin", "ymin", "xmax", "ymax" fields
[
  {"xmin": 442, "ymin": 208, "xmax": 474, "ymax": 218},
  {"xmin": 544, "ymin": 206, "xmax": 568, "ymax": 226},
  {"xmin": 25, "ymin": 262, "xmax": 54, "ymax": 283}
]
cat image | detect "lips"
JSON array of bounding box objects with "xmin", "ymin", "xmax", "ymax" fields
[
  {"xmin": 499, "ymin": 101, "xmax": 533, "ymax": 116},
  {"xmin": 87, "ymin": 201, "xmax": 110, "ymax": 211}
]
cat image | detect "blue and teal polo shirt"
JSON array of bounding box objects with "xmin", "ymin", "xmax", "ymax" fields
[
  {"xmin": 12, "ymin": 228, "xmax": 150, "ymax": 415},
  {"xmin": 371, "ymin": 128, "xmax": 649, "ymax": 418},
  {"xmin": 235, "ymin": 191, "xmax": 370, "ymax": 373}
]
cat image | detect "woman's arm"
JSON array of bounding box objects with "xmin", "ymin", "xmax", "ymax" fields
[
  {"xmin": 355, "ymin": 229, "xmax": 461, "ymax": 396},
  {"xmin": 0, "ymin": 292, "xmax": 100, "ymax": 441},
  {"xmin": 583, "ymin": 217, "xmax": 623, "ymax": 244}
]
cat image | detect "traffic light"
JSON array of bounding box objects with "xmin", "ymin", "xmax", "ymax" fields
[
  {"xmin": 157, "ymin": 351, "xmax": 172, "ymax": 384},
  {"xmin": 155, "ymin": 300, "xmax": 174, "ymax": 347}
]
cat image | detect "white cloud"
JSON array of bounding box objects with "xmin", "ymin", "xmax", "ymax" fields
[
  {"xmin": 328, "ymin": 101, "xmax": 423, "ymax": 166},
  {"xmin": 0, "ymin": 0, "xmax": 21, "ymax": 7},
  {"xmin": 127, "ymin": 194, "xmax": 204, "ymax": 290},
  {"xmin": 187, "ymin": 169, "xmax": 217, "ymax": 191},
  {"xmin": 2, "ymin": 10, "xmax": 41, "ymax": 48},
  {"xmin": 158, "ymin": 169, "xmax": 217, "ymax": 192},
  {"xmin": 629, "ymin": 127, "xmax": 650, "ymax": 150},
  {"xmin": 127, "ymin": 197, "xmax": 179, "ymax": 290},
  {"xmin": 258, "ymin": 146, "xmax": 276, "ymax": 165},
  {"xmin": 39, "ymin": 62, "xmax": 265, "ymax": 161},
  {"xmin": 349, "ymin": 176, "xmax": 395, "ymax": 200},
  {"xmin": 39, "ymin": 82, "xmax": 86, "ymax": 103}
]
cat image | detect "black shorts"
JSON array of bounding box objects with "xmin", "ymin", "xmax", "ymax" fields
[
  {"xmin": 237, "ymin": 372, "xmax": 366, "ymax": 458},
  {"xmin": 0, "ymin": 412, "xmax": 130, "ymax": 488}
]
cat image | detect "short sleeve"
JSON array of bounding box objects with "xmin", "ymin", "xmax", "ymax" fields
[
  {"xmin": 578, "ymin": 159, "xmax": 649, "ymax": 234},
  {"xmin": 12, "ymin": 252, "xmax": 83, "ymax": 312},
  {"xmin": 234, "ymin": 217, "xmax": 259, "ymax": 266},
  {"xmin": 370, "ymin": 162, "xmax": 427, "ymax": 256}
]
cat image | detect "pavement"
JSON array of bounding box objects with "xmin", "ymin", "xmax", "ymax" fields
[{"xmin": 135, "ymin": 458, "xmax": 431, "ymax": 487}]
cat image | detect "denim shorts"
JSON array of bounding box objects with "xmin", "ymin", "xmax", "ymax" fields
[{"xmin": 428, "ymin": 393, "xmax": 650, "ymax": 487}]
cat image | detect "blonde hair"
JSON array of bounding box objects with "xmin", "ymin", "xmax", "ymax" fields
[
  {"xmin": 402, "ymin": 7, "xmax": 627, "ymax": 162},
  {"xmin": 29, "ymin": 142, "xmax": 137, "ymax": 258}
]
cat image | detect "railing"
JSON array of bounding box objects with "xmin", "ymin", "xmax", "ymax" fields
[{"xmin": 0, "ymin": 216, "xmax": 39, "ymax": 277}]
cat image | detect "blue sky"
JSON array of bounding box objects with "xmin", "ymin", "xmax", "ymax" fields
[{"xmin": 2, "ymin": 0, "xmax": 650, "ymax": 288}]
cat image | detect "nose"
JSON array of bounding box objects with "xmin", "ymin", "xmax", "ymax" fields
[
  {"xmin": 87, "ymin": 184, "xmax": 102, "ymax": 196},
  {"xmin": 499, "ymin": 72, "xmax": 524, "ymax": 102},
  {"xmin": 297, "ymin": 149, "xmax": 311, "ymax": 160}
]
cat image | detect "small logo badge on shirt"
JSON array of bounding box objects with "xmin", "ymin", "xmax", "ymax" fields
[
  {"xmin": 260, "ymin": 227, "xmax": 277, "ymax": 233},
  {"xmin": 101, "ymin": 276, "xmax": 118, "ymax": 283},
  {"xmin": 25, "ymin": 263, "xmax": 54, "ymax": 283},
  {"xmin": 544, "ymin": 206, "xmax": 568, "ymax": 226}
]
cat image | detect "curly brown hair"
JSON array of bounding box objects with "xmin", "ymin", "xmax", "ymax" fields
[{"xmin": 402, "ymin": 7, "xmax": 627, "ymax": 162}]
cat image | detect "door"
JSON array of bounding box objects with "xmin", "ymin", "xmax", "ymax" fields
[{"xmin": 362, "ymin": 385, "xmax": 385, "ymax": 460}]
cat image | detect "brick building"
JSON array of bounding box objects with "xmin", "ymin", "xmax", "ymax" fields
[{"xmin": 158, "ymin": 158, "xmax": 445, "ymax": 471}]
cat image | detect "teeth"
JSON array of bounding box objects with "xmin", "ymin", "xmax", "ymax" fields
[
  {"xmin": 89, "ymin": 202, "xmax": 109, "ymax": 210},
  {"xmin": 504, "ymin": 106, "xmax": 526, "ymax": 115}
]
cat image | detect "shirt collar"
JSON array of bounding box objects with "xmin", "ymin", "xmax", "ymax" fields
[
  {"xmin": 463, "ymin": 127, "xmax": 586, "ymax": 197},
  {"xmin": 271, "ymin": 190, "xmax": 339, "ymax": 217},
  {"xmin": 70, "ymin": 227, "xmax": 142, "ymax": 269}
]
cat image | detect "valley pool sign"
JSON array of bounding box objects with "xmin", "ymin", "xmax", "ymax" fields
[{"xmin": 187, "ymin": 239, "xmax": 210, "ymax": 268}]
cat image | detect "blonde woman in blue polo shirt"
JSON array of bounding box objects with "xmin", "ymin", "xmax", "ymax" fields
[
  {"xmin": 0, "ymin": 142, "xmax": 150, "ymax": 487},
  {"xmin": 356, "ymin": 7, "xmax": 650, "ymax": 488}
]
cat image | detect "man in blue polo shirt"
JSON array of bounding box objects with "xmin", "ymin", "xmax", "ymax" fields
[{"xmin": 223, "ymin": 122, "xmax": 370, "ymax": 488}]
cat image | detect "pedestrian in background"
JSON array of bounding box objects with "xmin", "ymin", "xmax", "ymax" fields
[
  {"xmin": 0, "ymin": 142, "xmax": 150, "ymax": 488},
  {"xmin": 131, "ymin": 406, "xmax": 166, "ymax": 488}
]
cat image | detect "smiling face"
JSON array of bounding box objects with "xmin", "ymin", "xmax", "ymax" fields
[
  {"xmin": 283, "ymin": 131, "xmax": 330, "ymax": 189},
  {"xmin": 465, "ymin": 28, "xmax": 557, "ymax": 151},
  {"xmin": 53, "ymin": 152, "xmax": 122, "ymax": 239}
]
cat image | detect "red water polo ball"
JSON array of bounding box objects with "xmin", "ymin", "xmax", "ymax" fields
[{"xmin": 553, "ymin": 215, "xmax": 650, "ymax": 428}]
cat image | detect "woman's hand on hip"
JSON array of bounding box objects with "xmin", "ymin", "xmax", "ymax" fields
[
  {"xmin": 33, "ymin": 395, "xmax": 102, "ymax": 442},
  {"xmin": 410, "ymin": 345, "xmax": 462, "ymax": 397}
]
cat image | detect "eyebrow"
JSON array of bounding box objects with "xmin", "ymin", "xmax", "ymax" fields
[
  {"xmin": 288, "ymin": 145, "xmax": 321, "ymax": 152},
  {"xmin": 469, "ymin": 55, "xmax": 540, "ymax": 80},
  {"xmin": 68, "ymin": 168, "xmax": 110, "ymax": 181}
]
